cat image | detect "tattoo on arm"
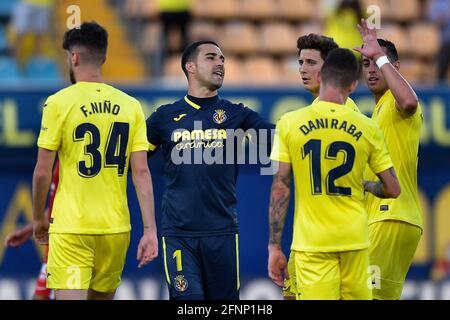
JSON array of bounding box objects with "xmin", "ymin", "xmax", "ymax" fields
[
  {"xmin": 389, "ymin": 167, "xmax": 397, "ymax": 179},
  {"xmin": 364, "ymin": 180, "xmax": 387, "ymax": 198},
  {"xmin": 269, "ymin": 171, "xmax": 291, "ymax": 246},
  {"xmin": 364, "ymin": 167, "xmax": 398, "ymax": 199}
]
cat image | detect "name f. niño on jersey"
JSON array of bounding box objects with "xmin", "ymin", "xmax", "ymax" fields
[{"xmin": 80, "ymin": 100, "xmax": 121, "ymax": 118}]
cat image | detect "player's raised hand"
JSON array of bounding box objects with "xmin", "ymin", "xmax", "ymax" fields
[
  {"xmin": 137, "ymin": 230, "xmax": 158, "ymax": 268},
  {"xmin": 5, "ymin": 223, "xmax": 33, "ymax": 247},
  {"xmin": 33, "ymin": 219, "xmax": 49, "ymax": 245},
  {"xmin": 268, "ymin": 244, "xmax": 288, "ymax": 288},
  {"xmin": 354, "ymin": 18, "xmax": 384, "ymax": 60}
]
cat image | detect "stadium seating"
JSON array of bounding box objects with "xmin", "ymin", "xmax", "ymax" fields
[
  {"xmin": 124, "ymin": 0, "xmax": 158, "ymax": 19},
  {"xmin": 0, "ymin": 0, "xmax": 15, "ymax": 20},
  {"xmin": 0, "ymin": 56, "xmax": 20, "ymax": 84},
  {"xmin": 221, "ymin": 22, "xmax": 259, "ymax": 54},
  {"xmin": 0, "ymin": 25, "xmax": 8, "ymax": 54},
  {"xmin": 189, "ymin": 21, "xmax": 220, "ymax": 43},
  {"xmin": 222, "ymin": 55, "xmax": 245, "ymax": 85},
  {"xmin": 193, "ymin": 0, "xmax": 239, "ymax": 20},
  {"xmin": 260, "ymin": 22, "xmax": 297, "ymax": 55},
  {"xmin": 112, "ymin": 0, "xmax": 446, "ymax": 84},
  {"xmin": 0, "ymin": 0, "xmax": 444, "ymax": 85},
  {"xmin": 163, "ymin": 54, "xmax": 185, "ymax": 84},
  {"xmin": 377, "ymin": 24, "xmax": 409, "ymax": 56},
  {"xmin": 240, "ymin": 0, "xmax": 275, "ymax": 20},
  {"xmin": 408, "ymin": 23, "xmax": 441, "ymax": 59},
  {"xmin": 243, "ymin": 56, "xmax": 282, "ymax": 85},
  {"xmin": 24, "ymin": 57, "xmax": 61, "ymax": 82},
  {"xmin": 281, "ymin": 56, "xmax": 301, "ymax": 85},
  {"xmin": 388, "ymin": 0, "xmax": 420, "ymax": 23},
  {"xmin": 55, "ymin": 0, "xmax": 147, "ymax": 83},
  {"xmin": 276, "ymin": 0, "xmax": 315, "ymax": 20}
]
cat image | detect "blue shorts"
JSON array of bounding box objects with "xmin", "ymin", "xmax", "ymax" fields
[{"xmin": 162, "ymin": 234, "xmax": 240, "ymax": 300}]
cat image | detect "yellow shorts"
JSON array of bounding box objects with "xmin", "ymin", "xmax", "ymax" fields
[
  {"xmin": 47, "ymin": 232, "xmax": 130, "ymax": 292},
  {"xmin": 283, "ymin": 252, "xmax": 297, "ymax": 298},
  {"xmin": 294, "ymin": 249, "xmax": 372, "ymax": 300},
  {"xmin": 368, "ymin": 220, "xmax": 422, "ymax": 300}
]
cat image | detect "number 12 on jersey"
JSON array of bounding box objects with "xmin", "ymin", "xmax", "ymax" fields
[
  {"xmin": 74, "ymin": 121, "xmax": 129, "ymax": 178},
  {"xmin": 302, "ymin": 139, "xmax": 355, "ymax": 196}
]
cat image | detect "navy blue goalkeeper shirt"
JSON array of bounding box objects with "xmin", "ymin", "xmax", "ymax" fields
[{"xmin": 146, "ymin": 94, "xmax": 274, "ymax": 237}]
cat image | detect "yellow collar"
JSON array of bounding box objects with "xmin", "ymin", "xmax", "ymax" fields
[{"xmin": 184, "ymin": 96, "xmax": 201, "ymax": 110}]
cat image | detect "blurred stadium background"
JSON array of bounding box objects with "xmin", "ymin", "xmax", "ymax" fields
[{"xmin": 0, "ymin": 0, "xmax": 449, "ymax": 300}]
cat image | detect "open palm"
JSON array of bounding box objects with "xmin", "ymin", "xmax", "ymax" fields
[{"xmin": 354, "ymin": 19, "xmax": 384, "ymax": 59}]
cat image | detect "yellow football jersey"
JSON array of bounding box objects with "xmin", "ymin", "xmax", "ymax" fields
[
  {"xmin": 271, "ymin": 100, "xmax": 393, "ymax": 252},
  {"xmin": 313, "ymin": 96, "xmax": 360, "ymax": 113},
  {"xmin": 364, "ymin": 90, "xmax": 423, "ymax": 229},
  {"xmin": 37, "ymin": 82, "xmax": 149, "ymax": 234}
]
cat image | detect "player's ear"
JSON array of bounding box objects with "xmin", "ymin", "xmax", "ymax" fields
[
  {"xmin": 349, "ymin": 80, "xmax": 359, "ymax": 93},
  {"xmin": 393, "ymin": 60, "xmax": 400, "ymax": 70},
  {"xmin": 70, "ymin": 51, "xmax": 80, "ymax": 67},
  {"xmin": 185, "ymin": 61, "xmax": 196, "ymax": 75},
  {"xmin": 317, "ymin": 70, "xmax": 322, "ymax": 84}
]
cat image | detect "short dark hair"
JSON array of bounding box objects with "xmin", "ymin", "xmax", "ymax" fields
[
  {"xmin": 181, "ymin": 40, "xmax": 220, "ymax": 78},
  {"xmin": 321, "ymin": 48, "xmax": 360, "ymax": 88},
  {"xmin": 377, "ymin": 39, "xmax": 399, "ymax": 62},
  {"xmin": 63, "ymin": 22, "xmax": 108, "ymax": 65},
  {"xmin": 297, "ymin": 34, "xmax": 339, "ymax": 60}
]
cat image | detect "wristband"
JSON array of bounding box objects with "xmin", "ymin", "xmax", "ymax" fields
[{"xmin": 376, "ymin": 55, "xmax": 390, "ymax": 69}]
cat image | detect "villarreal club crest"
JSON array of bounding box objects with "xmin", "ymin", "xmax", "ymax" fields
[
  {"xmin": 174, "ymin": 275, "xmax": 188, "ymax": 292},
  {"xmin": 213, "ymin": 109, "xmax": 227, "ymax": 124}
]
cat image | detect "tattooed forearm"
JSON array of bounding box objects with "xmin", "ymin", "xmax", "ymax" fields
[
  {"xmin": 269, "ymin": 174, "xmax": 291, "ymax": 246},
  {"xmin": 364, "ymin": 180, "xmax": 388, "ymax": 198},
  {"xmin": 389, "ymin": 167, "xmax": 397, "ymax": 179}
]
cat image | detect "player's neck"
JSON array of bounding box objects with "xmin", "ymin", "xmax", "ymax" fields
[
  {"xmin": 374, "ymin": 88, "xmax": 388, "ymax": 104},
  {"xmin": 318, "ymin": 86, "xmax": 347, "ymax": 105},
  {"xmin": 74, "ymin": 68, "xmax": 103, "ymax": 83},
  {"xmin": 187, "ymin": 83, "xmax": 218, "ymax": 98}
]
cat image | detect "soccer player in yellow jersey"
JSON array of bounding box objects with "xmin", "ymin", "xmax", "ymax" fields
[
  {"xmin": 354, "ymin": 19, "xmax": 424, "ymax": 300},
  {"xmin": 268, "ymin": 48, "xmax": 401, "ymax": 300},
  {"xmin": 32, "ymin": 22, "xmax": 158, "ymax": 300},
  {"xmin": 298, "ymin": 34, "xmax": 360, "ymax": 112},
  {"xmin": 282, "ymin": 34, "xmax": 362, "ymax": 299}
]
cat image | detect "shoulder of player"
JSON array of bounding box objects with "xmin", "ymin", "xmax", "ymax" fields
[
  {"xmin": 155, "ymin": 97, "xmax": 186, "ymax": 114},
  {"xmin": 351, "ymin": 112, "xmax": 380, "ymax": 136},
  {"xmin": 46, "ymin": 84, "xmax": 78, "ymax": 102},
  {"xmin": 147, "ymin": 98, "xmax": 186, "ymax": 122},
  {"xmin": 107, "ymin": 87, "xmax": 141, "ymax": 106},
  {"xmin": 346, "ymin": 96, "xmax": 360, "ymax": 110}
]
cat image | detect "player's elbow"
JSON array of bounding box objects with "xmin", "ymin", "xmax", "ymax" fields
[
  {"xmin": 271, "ymin": 182, "xmax": 290, "ymax": 198},
  {"xmin": 131, "ymin": 166, "xmax": 150, "ymax": 180},
  {"xmin": 33, "ymin": 167, "xmax": 52, "ymax": 182},
  {"xmin": 385, "ymin": 181, "xmax": 401, "ymax": 198},
  {"xmin": 399, "ymin": 97, "xmax": 418, "ymax": 114}
]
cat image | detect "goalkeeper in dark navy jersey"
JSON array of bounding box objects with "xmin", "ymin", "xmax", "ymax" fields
[{"xmin": 147, "ymin": 40, "xmax": 274, "ymax": 300}]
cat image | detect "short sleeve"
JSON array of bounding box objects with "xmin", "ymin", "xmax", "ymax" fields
[
  {"xmin": 270, "ymin": 117, "xmax": 291, "ymax": 163},
  {"xmin": 37, "ymin": 96, "xmax": 62, "ymax": 151},
  {"xmin": 146, "ymin": 108, "xmax": 162, "ymax": 152},
  {"xmin": 131, "ymin": 101, "xmax": 150, "ymax": 152},
  {"xmin": 368, "ymin": 125, "xmax": 393, "ymax": 174}
]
